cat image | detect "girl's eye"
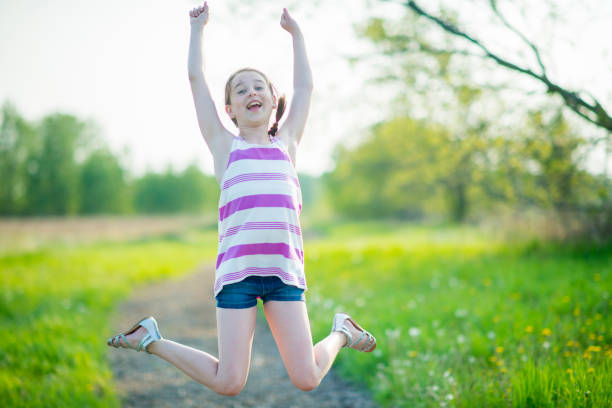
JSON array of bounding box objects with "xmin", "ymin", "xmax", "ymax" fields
[
  {"xmin": 237, "ymin": 89, "xmax": 246, "ymax": 94},
  {"xmin": 255, "ymin": 86, "xmax": 263, "ymax": 91}
]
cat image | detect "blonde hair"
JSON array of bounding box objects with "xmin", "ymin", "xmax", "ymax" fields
[{"xmin": 225, "ymin": 67, "xmax": 286, "ymax": 136}]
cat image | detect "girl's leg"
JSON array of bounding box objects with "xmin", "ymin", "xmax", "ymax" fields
[
  {"xmin": 118, "ymin": 306, "xmax": 257, "ymax": 396},
  {"xmin": 262, "ymin": 300, "xmax": 365, "ymax": 391}
]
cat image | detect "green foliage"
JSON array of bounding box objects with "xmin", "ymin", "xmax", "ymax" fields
[
  {"xmin": 0, "ymin": 230, "xmax": 218, "ymax": 407},
  {"xmin": 325, "ymin": 108, "xmax": 608, "ymax": 235},
  {"xmin": 325, "ymin": 117, "xmax": 485, "ymax": 221},
  {"xmin": 133, "ymin": 164, "xmax": 218, "ymax": 214},
  {"xmin": 0, "ymin": 102, "xmax": 39, "ymax": 214},
  {"xmin": 80, "ymin": 149, "xmax": 131, "ymax": 214},
  {"xmin": 0, "ymin": 101, "xmax": 220, "ymax": 216},
  {"xmin": 26, "ymin": 113, "xmax": 85, "ymax": 215},
  {"xmin": 305, "ymin": 222, "xmax": 612, "ymax": 407}
]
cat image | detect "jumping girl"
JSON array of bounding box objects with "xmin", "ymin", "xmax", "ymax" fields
[{"xmin": 107, "ymin": 2, "xmax": 376, "ymax": 396}]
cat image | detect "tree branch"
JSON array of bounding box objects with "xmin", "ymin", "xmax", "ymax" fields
[{"xmin": 402, "ymin": 0, "xmax": 612, "ymax": 133}]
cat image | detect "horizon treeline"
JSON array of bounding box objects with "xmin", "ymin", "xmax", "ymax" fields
[{"xmin": 0, "ymin": 102, "xmax": 220, "ymax": 215}]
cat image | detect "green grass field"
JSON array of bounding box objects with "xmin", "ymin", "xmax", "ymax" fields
[
  {"xmin": 0, "ymin": 228, "xmax": 219, "ymax": 408},
  {"xmin": 1, "ymin": 220, "xmax": 610, "ymax": 407},
  {"xmin": 305, "ymin": 221, "xmax": 612, "ymax": 407}
]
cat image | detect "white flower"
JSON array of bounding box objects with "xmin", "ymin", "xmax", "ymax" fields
[
  {"xmin": 409, "ymin": 327, "xmax": 421, "ymax": 337},
  {"xmin": 542, "ymin": 341, "xmax": 550, "ymax": 349},
  {"xmin": 432, "ymin": 320, "xmax": 440, "ymax": 328},
  {"xmin": 456, "ymin": 334, "xmax": 466, "ymax": 344},
  {"xmin": 487, "ymin": 331, "xmax": 496, "ymax": 339},
  {"xmin": 446, "ymin": 394, "xmax": 454, "ymax": 401},
  {"xmin": 385, "ymin": 328, "xmax": 401, "ymax": 339},
  {"xmin": 468, "ymin": 356, "xmax": 476, "ymax": 364},
  {"xmin": 431, "ymin": 385, "xmax": 439, "ymax": 392},
  {"xmin": 454, "ymin": 309, "xmax": 468, "ymax": 318}
]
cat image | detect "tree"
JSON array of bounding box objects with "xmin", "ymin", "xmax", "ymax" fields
[
  {"xmin": 378, "ymin": 0, "xmax": 612, "ymax": 132},
  {"xmin": 80, "ymin": 149, "xmax": 131, "ymax": 214},
  {"xmin": 25, "ymin": 114, "xmax": 86, "ymax": 215},
  {"xmin": 133, "ymin": 164, "xmax": 218, "ymax": 214},
  {"xmin": 0, "ymin": 102, "xmax": 38, "ymax": 214}
]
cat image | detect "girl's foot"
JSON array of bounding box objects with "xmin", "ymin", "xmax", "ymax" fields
[
  {"xmin": 108, "ymin": 326, "xmax": 148, "ymax": 350},
  {"xmin": 332, "ymin": 313, "xmax": 377, "ymax": 352},
  {"xmin": 107, "ymin": 316, "xmax": 164, "ymax": 354}
]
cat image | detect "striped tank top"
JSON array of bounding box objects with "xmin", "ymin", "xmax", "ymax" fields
[{"xmin": 214, "ymin": 135, "xmax": 306, "ymax": 297}]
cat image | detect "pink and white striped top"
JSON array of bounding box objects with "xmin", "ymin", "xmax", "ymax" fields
[{"xmin": 214, "ymin": 135, "xmax": 306, "ymax": 297}]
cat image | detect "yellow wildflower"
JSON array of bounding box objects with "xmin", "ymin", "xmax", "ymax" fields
[
  {"xmin": 493, "ymin": 315, "xmax": 500, "ymax": 323},
  {"xmin": 525, "ymin": 326, "xmax": 533, "ymax": 333},
  {"xmin": 573, "ymin": 307, "xmax": 580, "ymax": 316},
  {"xmin": 497, "ymin": 360, "xmax": 503, "ymax": 366},
  {"xmin": 586, "ymin": 345, "xmax": 601, "ymax": 353},
  {"xmin": 587, "ymin": 367, "xmax": 595, "ymax": 373},
  {"xmin": 489, "ymin": 355, "xmax": 497, "ymax": 363},
  {"xmin": 566, "ymin": 368, "xmax": 573, "ymax": 374},
  {"xmin": 542, "ymin": 328, "xmax": 552, "ymax": 336},
  {"xmin": 589, "ymin": 333, "xmax": 596, "ymax": 340},
  {"xmin": 483, "ymin": 278, "xmax": 492, "ymax": 287},
  {"xmin": 408, "ymin": 350, "xmax": 417, "ymax": 358},
  {"xmin": 496, "ymin": 346, "xmax": 504, "ymax": 354},
  {"xmin": 500, "ymin": 367, "xmax": 507, "ymax": 373},
  {"xmin": 595, "ymin": 313, "xmax": 602, "ymax": 320},
  {"xmin": 598, "ymin": 335, "xmax": 604, "ymax": 341},
  {"xmin": 563, "ymin": 351, "xmax": 571, "ymax": 357},
  {"xmin": 518, "ymin": 346, "xmax": 525, "ymax": 354}
]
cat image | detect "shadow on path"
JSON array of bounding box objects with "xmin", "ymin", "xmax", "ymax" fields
[{"xmin": 107, "ymin": 265, "xmax": 380, "ymax": 408}]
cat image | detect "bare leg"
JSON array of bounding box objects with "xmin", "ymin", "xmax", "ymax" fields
[
  {"xmin": 111, "ymin": 306, "xmax": 257, "ymax": 396},
  {"xmin": 262, "ymin": 301, "xmax": 369, "ymax": 391}
]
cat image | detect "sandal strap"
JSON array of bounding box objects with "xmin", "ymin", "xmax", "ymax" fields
[
  {"xmin": 120, "ymin": 334, "xmax": 139, "ymax": 351},
  {"xmin": 339, "ymin": 326, "xmax": 353, "ymax": 347},
  {"xmin": 358, "ymin": 332, "xmax": 376, "ymax": 351}
]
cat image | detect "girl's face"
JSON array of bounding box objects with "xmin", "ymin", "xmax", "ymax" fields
[{"xmin": 226, "ymin": 71, "xmax": 276, "ymax": 127}]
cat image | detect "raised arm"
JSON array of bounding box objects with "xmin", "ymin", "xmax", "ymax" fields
[
  {"xmin": 188, "ymin": 2, "xmax": 233, "ymax": 172},
  {"xmin": 277, "ymin": 9, "xmax": 314, "ymax": 150}
]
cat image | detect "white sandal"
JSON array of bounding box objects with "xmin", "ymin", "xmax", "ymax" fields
[
  {"xmin": 107, "ymin": 316, "xmax": 163, "ymax": 354},
  {"xmin": 331, "ymin": 312, "xmax": 376, "ymax": 352}
]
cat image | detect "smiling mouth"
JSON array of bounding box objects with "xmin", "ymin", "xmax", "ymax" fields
[{"xmin": 247, "ymin": 101, "xmax": 262, "ymax": 111}]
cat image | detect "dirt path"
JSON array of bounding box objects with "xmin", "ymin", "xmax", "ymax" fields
[{"xmin": 107, "ymin": 265, "xmax": 380, "ymax": 407}]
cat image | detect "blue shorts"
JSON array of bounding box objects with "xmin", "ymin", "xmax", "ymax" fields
[{"xmin": 215, "ymin": 275, "xmax": 305, "ymax": 309}]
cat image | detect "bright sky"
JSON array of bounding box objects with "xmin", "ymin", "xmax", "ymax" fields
[{"xmin": 1, "ymin": 0, "xmax": 610, "ymax": 176}]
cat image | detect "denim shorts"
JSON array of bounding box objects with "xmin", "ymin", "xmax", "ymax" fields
[{"xmin": 215, "ymin": 275, "xmax": 305, "ymax": 309}]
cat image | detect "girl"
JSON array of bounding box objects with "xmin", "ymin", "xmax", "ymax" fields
[{"xmin": 107, "ymin": 2, "xmax": 376, "ymax": 396}]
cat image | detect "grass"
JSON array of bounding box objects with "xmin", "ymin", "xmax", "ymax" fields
[
  {"xmin": 303, "ymin": 221, "xmax": 612, "ymax": 407},
  {"xmin": 1, "ymin": 218, "xmax": 610, "ymax": 407},
  {"xmin": 0, "ymin": 228, "xmax": 218, "ymax": 408}
]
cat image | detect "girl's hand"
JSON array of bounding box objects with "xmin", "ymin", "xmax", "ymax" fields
[
  {"xmin": 189, "ymin": 1, "xmax": 209, "ymax": 28},
  {"xmin": 280, "ymin": 8, "xmax": 299, "ymax": 35}
]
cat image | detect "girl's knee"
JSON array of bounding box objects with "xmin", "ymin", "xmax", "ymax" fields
[
  {"xmin": 214, "ymin": 375, "xmax": 247, "ymax": 396},
  {"xmin": 291, "ymin": 372, "xmax": 320, "ymax": 392}
]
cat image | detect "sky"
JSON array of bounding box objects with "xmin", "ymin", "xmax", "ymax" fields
[{"xmin": 1, "ymin": 0, "xmax": 610, "ymax": 177}]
